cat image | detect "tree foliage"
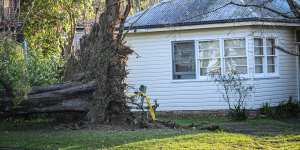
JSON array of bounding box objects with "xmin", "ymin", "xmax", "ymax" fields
[
  {"xmin": 21, "ymin": 0, "xmax": 94, "ymax": 58},
  {"xmin": 0, "ymin": 38, "xmax": 30, "ymax": 105}
]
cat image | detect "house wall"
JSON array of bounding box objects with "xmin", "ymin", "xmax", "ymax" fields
[{"xmin": 125, "ymin": 26, "xmax": 298, "ymax": 111}]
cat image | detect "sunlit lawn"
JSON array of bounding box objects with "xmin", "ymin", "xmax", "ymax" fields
[{"xmin": 0, "ymin": 116, "xmax": 300, "ymax": 150}]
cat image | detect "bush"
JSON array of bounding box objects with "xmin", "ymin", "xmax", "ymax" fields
[
  {"xmin": 259, "ymin": 102, "xmax": 273, "ymax": 117},
  {"xmin": 259, "ymin": 98, "xmax": 300, "ymax": 119},
  {"xmin": 274, "ymin": 98, "xmax": 299, "ymax": 118},
  {"xmin": 0, "ymin": 38, "xmax": 64, "ymax": 106},
  {"xmin": 228, "ymin": 106, "xmax": 248, "ymax": 121},
  {"xmin": 212, "ymin": 70, "xmax": 252, "ymax": 121},
  {"xmin": 0, "ymin": 38, "xmax": 30, "ymax": 105},
  {"xmin": 27, "ymin": 50, "xmax": 64, "ymax": 86}
]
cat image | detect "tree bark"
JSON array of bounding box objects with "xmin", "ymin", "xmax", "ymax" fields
[
  {"xmin": 0, "ymin": 81, "xmax": 95, "ymax": 118},
  {"xmin": 76, "ymin": 0, "xmax": 133, "ymax": 124}
]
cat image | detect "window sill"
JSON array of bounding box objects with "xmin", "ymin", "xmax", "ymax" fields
[
  {"xmin": 171, "ymin": 78, "xmax": 213, "ymax": 83},
  {"xmin": 253, "ymin": 74, "xmax": 280, "ymax": 80},
  {"xmin": 170, "ymin": 75, "xmax": 280, "ymax": 83}
]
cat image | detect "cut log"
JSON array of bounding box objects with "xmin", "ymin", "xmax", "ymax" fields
[{"xmin": 0, "ymin": 81, "xmax": 96, "ymax": 118}]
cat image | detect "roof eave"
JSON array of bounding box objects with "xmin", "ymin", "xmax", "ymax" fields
[{"xmin": 125, "ymin": 19, "xmax": 300, "ymax": 33}]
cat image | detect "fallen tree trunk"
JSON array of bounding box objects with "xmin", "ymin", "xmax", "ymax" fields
[{"xmin": 0, "ymin": 81, "xmax": 96, "ymax": 119}]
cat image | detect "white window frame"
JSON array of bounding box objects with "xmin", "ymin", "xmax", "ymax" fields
[
  {"xmin": 171, "ymin": 37, "xmax": 252, "ymax": 82},
  {"xmin": 197, "ymin": 39, "xmax": 222, "ymax": 80},
  {"xmin": 223, "ymin": 38, "xmax": 248, "ymax": 76},
  {"xmin": 198, "ymin": 37, "xmax": 249, "ymax": 80},
  {"xmin": 254, "ymin": 37, "xmax": 279, "ymax": 78}
]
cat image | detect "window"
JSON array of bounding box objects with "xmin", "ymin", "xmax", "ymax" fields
[
  {"xmin": 266, "ymin": 39, "xmax": 276, "ymax": 73},
  {"xmin": 296, "ymin": 30, "xmax": 300, "ymax": 51},
  {"xmin": 172, "ymin": 38, "xmax": 248, "ymax": 80},
  {"xmin": 172, "ymin": 41, "xmax": 196, "ymax": 79},
  {"xmin": 296, "ymin": 30, "xmax": 300, "ymax": 43},
  {"xmin": 254, "ymin": 38, "xmax": 277, "ymax": 74},
  {"xmin": 199, "ymin": 40, "xmax": 221, "ymax": 76},
  {"xmin": 224, "ymin": 39, "xmax": 247, "ymax": 74},
  {"xmin": 254, "ymin": 38, "xmax": 264, "ymax": 73}
]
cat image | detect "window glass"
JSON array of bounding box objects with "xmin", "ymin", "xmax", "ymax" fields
[
  {"xmin": 266, "ymin": 39, "xmax": 276, "ymax": 73},
  {"xmin": 296, "ymin": 30, "xmax": 300, "ymax": 43},
  {"xmin": 254, "ymin": 38, "xmax": 264, "ymax": 73},
  {"xmin": 254, "ymin": 38, "xmax": 277, "ymax": 74},
  {"xmin": 224, "ymin": 39, "xmax": 247, "ymax": 74},
  {"xmin": 199, "ymin": 40, "xmax": 220, "ymax": 76},
  {"xmin": 173, "ymin": 42, "xmax": 195, "ymax": 79}
]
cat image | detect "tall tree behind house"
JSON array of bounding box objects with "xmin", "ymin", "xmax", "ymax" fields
[{"xmin": 0, "ymin": 0, "xmax": 20, "ymax": 32}]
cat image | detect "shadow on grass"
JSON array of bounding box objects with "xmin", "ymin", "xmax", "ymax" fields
[
  {"xmin": 159, "ymin": 115, "xmax": 300, "ymax": 136},
  {"xmin": 0, "ymin": 116, "xmax": 300, "ymax": 150},
  {"xmin": 0, "ymin": 121, "xmax": 196, "ymax": 150}
]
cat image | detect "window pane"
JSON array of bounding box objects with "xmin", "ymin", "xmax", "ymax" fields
[
  {"xmin": 255, "ymin": 57, "xmax": 263, "ymax": 65},
  {"xmin": 199, "ymin": 49, "xmax": 219, "ymax": 58},
  {"xmin": 199, "ymin": 41, "xmax": 221, "ymax": 76},
  {"xmin": 254, "ymin": 47, "xmax": 263, "ymax": 55},
  {"xmin": 224, "ymin": 39, "xmax": 247, "ymax": 74},
  {"xmin": 255, "ymin": 65, "xmax": 263, "ymax": 73},
  {"xmin": 224, "ymin": 39, "xmax": 245, "ymax": 48},
  {"xmin": 199, "ymin": 41, "xmax": 219, "ymax": 49},
  {"xmin": 226, "ymin": 65, "xmax": 247, "ymax": 74},
  {"xmin": 267, "ymin": 47, "xmax": 275, "ymax": 55},
  {"xmin": 267, "ymin": 56, "xmax": 275, "ymax": 65},
  {"xmin": 225, "ymin": 48, "xmax": 246, "ymax": 56},
  {"xmin": 200, "ymin": 59, "xmax": 221, "ymax": 76},
  {"xmin": 225, "ymin": 58, "xmax": 247, "ymax": 74},
  {"xmin": 267, "ymin": 39, "xmax": 275, "ymax": 47},
  {"xmin": 200, "ymin": 68, "xmax": 207, "ymax": 76},
  {"xmin": 236, "ymin": 66, "xmax": 248, "ymax": 74},
  {"xmin": 268, "ymin": 65, "xmax": 275, "ymax": 73},
  {"xmin": 226, "ymin": 57, "xmax": 247, "ymax": 66},
  {"xmin": 173, "ymin": 42, "xmax": 195, "ymax": 79},
  {"xmin": 254, "ymin": 38, "xmax": 263, "ymax": 47},
  {"xmin": 297, "ymin": 30, "xmax": 300, "ymax": 42}
]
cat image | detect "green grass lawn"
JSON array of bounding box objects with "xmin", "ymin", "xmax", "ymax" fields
[{"xmin": 0, "ymin": 116, "xmax": 300, "ymax": 150}]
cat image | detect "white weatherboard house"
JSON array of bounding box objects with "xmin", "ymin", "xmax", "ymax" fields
[{"xmin": 124, "ymin": 0, "xmax": 300, "ymax": 111}]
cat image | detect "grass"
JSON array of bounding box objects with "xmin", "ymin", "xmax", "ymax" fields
[{"xmin": 0, "ymin": 116, "xmax": 300, "ymax": 150}]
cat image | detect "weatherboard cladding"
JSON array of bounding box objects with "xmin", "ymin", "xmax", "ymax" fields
[
  {"xmin": 125, "ymin": 27, "xmax": 298, "ymax": 110},
  {"xmin": 125, "ymin": 0, "xmax": 299, "ymax": 29}
]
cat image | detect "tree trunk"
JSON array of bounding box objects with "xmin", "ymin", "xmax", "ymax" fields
[
  {"xmin": 0, "ymin": 81, "xmax": 95, "ymax": 119},
  {"xmin": 75, "ymin": 0, "xmax": 133, "ymax": 124}
]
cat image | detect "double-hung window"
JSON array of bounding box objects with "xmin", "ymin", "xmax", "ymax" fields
[
  {"xmin": 199, "ymin": 40, "xmax": 221, "ymax": 76},
  {"xmin": 254, "ymin": 38, "xmax": 277, "ymax": 75},
  {"xmin": 172, "ymin": 41, "xmax": 196, "ymax": 79},
  {"xmin": 224, "ymin": 39, "xmax": 247, "ymax": 74},
  {"xmin": 172, "ymin": 38, "xmax": 248, "ymax": 80}
]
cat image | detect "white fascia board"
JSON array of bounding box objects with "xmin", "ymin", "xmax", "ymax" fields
[{"xmin": 126, "ymin": 21, "xmax": 300, "ymax": 34}]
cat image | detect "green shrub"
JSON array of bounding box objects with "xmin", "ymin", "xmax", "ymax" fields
[
  {"xmin": 0, "ymin": 38, "xmax": 30, "ymax": 105},
  {"xmin": 27, "ymin": 50, "xmax": 64, "ymax": 86},
  {"xmin": 274, "ymin": 98, "xmax": 299, "ymax": 119},
  {"xmin": 259, "ymin": 98, "xmax": 300, "ymax": 119},
  {"xmin": 259, "ymin": 102, "xmax": 273, "ymax": 117},
  {"xmin": 228, "ymin": 107, "xmax": 248, "ymax": 121},
  {"xmin": 0, "ymin": 38, "xmax": 64, "ymax": 106}
]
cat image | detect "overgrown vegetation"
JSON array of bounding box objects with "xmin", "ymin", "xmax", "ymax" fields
[
  {"xmin": 0, "ymin": 38, "xmax": 64, "ymax": 107},
  {"xmin": 212, "ymin": 70, "xmax": 253, "ymax": 121},
  {"xmin": 26, "ymin": 50, "xmax": 64, "ymax": 86},
  {"xmin": 0, "ymin": 38, "xmax": 30, "ymax": 105},
  {"xmin": 259, "ymin": 98, "xmax": 300, "ymax": 119}
]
